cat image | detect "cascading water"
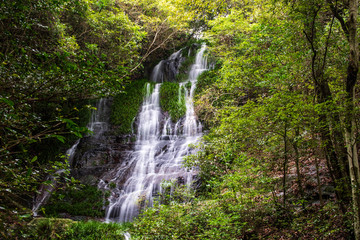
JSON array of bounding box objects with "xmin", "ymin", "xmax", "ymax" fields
[
  {"xmin": 88, "ymin": 98, "xmax": 110, "ymax": 137},
  {"xmin": 150, "ymin": 49, "xmax": 184, "ymax": 83},
  {"xmin": 32, "ymin": 98, "xmax": 109, "ymax": 216},
  {"xmin": 104, "ymin": 45, "xmax": 208, "ymax": 222}
]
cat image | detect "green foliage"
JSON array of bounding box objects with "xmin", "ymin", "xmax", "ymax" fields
[
  {"xmin": 0, "ymin": 0, "xmax": 146, "ymax": 229},
  {"xmin": 1, "ymin": 0, "xmax": 358, "ymax": 238},
  {"xmin": 131, "ymin": 185, "xmax": 273, "ymax": 239},
  {"xmin": 109, "ymin": 182, "xmax": 116, "ymax": 189},
  {"xmin": 28, "ymin": 218, "xmax": 128, "ymax": 240},
  {"xmin": 286, "ymin": 202, "xmax": 351, "ymax": 239},
  {"xmin": 30, "ymin": 100, "xmax": 93, "ymax": 165},
  {"xmin": 0, "ymin": 0, "xmax": 198, "ymax": 236},
  {"xmin": 160, "ymin": 82, "xmax": 186, "ymax": 121},
  {"xmin": 194, "ymin": 67, "xmax": 222, "ymax": 128},
  {"xmin": 28, "ymin": 218, "xmax": 75, "ymax": 240},
  {"xmin": 64, "ymin": 221, "xmax": 127, "ymax": 240},
  {"xmin": 158, "ymin": 180, "xmax": 195, "ymax": 205},
  {"xmin": 111, "ymin": 79, "xmax": 150, "ymax": 134},
  {"xmin": 44, "ymin": 185, "xmax": 105, "ymax": 217}
]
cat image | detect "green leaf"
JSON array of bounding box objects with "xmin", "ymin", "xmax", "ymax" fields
[
  {"xmin": 0, "ymin": 98, "xmax": 14, "ymax": 107},
  {"xmin": 31, "ymin": 156, "xmax": 38, "ymax": 163},
  {"xmin": 72, "ymin": 131, "xmax": 83, "ymax": 138},
  {"xmin": 26, "ymin": 168, "xmax": 32, "ymax": 177},
  {"xmin": 19, "ymin": 213, "xmax": 31, "ymax": 219},
  {"xmin": 53, "ymin": 135, "xmax": 66, "ymax": 143}
]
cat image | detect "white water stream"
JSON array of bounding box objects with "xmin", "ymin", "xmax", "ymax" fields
[{"xmin": 105, "ymin": 45, "xmax": 208, "ymax": 222}]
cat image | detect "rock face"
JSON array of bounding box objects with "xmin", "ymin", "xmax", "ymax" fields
[
  {"xmin": 71, "ymin": 135, "xmax": 135, "ymax": 186},
  {"xmin": 150, "ymin": 44, "xmax": 201, "ymax": 83},
  {"xmin": 70, "ymin": 98, "xmax": 136, "ymax": 186},
  {"xmin": 150, "ymin": 49, "xmax": 185, "ymax": 83}
]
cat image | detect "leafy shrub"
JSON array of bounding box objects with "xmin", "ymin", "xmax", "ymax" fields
[
  {"xmin": 65, "ymin": 221, "xmax": 127, "ymax": 240},
  {"xmin": 28, "ymin": 218, "xmax": 127, "ymax": 240},
  {"xmin": 44, "ymin": 185, "xmax": 105, "ymax": 217}
]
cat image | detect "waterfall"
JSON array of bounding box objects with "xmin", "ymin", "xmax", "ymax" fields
[
  {"xmin": 150, "ymin": 49, "xmax": 184, "ymax": 83},
  {"xmin": 87, "ymin": 98, "xmax": 110, "ymax": 137},
  {"xmin": 32, "ymin": 99, "xmax": 109, "ymax": 216},
  {"xmin": 105, "ymin": 45, "xmax": 208, "ymax": 222}
]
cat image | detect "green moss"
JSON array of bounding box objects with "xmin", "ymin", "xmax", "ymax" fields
[
  {"xmin": 175, "ymin": 43, "xmax": 204, "ymax": 82},
  {"xmin": 110, "ymin": 79, "xmax": 151, "ymax": 134},
  {"xmin": 185, "ymin": 81, "xmax": 192, "ymax": 91},
  {"xmin": 43, "ymin": 185, "xmax": 105, "ymax": 218},
  {"xmin": 160, "ymin": 82, "xmax": 186, "ymax": 121}
]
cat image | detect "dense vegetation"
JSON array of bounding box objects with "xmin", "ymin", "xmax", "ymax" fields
[
  {"xmin": 2, "ymin": 0, "xmax": 360, "ymax": 239},
  {"xmin": 43, "ymin": 185, "xmax": 106, "ymax": 218},
  {"xmin": 0, "ymin": 0, "xmax": 194, "ymax": 237},
  {"xmin": 27, "ymin": 218, "xmax": 128, "ymax": 239}
]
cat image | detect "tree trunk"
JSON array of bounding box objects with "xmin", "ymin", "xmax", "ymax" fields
[
  {"xmin": 315, "ymin": 157, "xmax": 324, "ymax": 206},
  {"xmin": 291, "ymin": 129, "xmax": 304, "ymax": 199},
  {"xmin": 344, "ymin": 0, "xmax": 360, "ymax": 239},
  {"xmin": 304, "ymin": 5, "xmax": 350, "ymax": 205},
  {"xmin": 316, "ymin": 83, "xmax": 348, "ymax": 212},
  {"xmin": 283, "ymin": 122, "xmax": 288, "ymax": 208}
]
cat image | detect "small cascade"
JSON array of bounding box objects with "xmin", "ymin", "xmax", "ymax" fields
[
  {"xmin": 32, "ymin": 98, "xmax": 109, "ymax": 216},
  {"xmin": 32, "ymin": 169, "xmax": 64, "ymax": 216},
  {"xmin": 104, "ymin": 44, "xmax": 208, "ymax": 222},
  {"xmin": 88, "ymin": 98, "xmax": 110, "ymax": 137},
  {"xmin": 67, "ymin": 139, "xmax": 80, "ymax": 166},
  {"xmin": 105, "ymin": 84, "xmax": 162, "ymax": 222},
  {"xmin": 32, "ymin": 142, "xmax": 79, "ymax": 216},
  {"xmin": 124, "ymin": 232, "xmax": 131, "ymax": 240},
  {"xmin": 184, "ymin": 45, "xmax": 207, "ymax": 137},
  {"xmin": 150, "ymin": 50, "xmax": 184, "ymax": 83},
  {"xmin": 150, "ymin": 60, "xmax": 164, "ymax": 83}
]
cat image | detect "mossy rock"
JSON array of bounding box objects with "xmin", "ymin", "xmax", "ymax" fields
[
  {"xmin": 160, "ymin": 82, "xmax": 186, "ymax": 122},
  {"xmin": 111, "ymin": 79, "xmax": 152, "ymax": 135}
]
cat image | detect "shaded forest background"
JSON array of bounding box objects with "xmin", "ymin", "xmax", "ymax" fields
[{"xmin": 1, "ymin": 0, "xmax": 360, "ymax": 239}]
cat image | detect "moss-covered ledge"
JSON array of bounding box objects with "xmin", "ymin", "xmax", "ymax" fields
[
  {"xmin": 110, "ymin": 79, "xmax": 150, "ymax": 135},
  {"xmin": 160, "ymin": 82, "xmax": 186, "ymax": 122}
]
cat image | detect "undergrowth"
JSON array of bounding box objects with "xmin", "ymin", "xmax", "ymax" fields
[
  {"xmin": 28, "ymin": 218, "xmax": 128, "ymax": 240},
  {"xmin": 43, "ymin": 185, "xmax": 106, "ymax": 218}
]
